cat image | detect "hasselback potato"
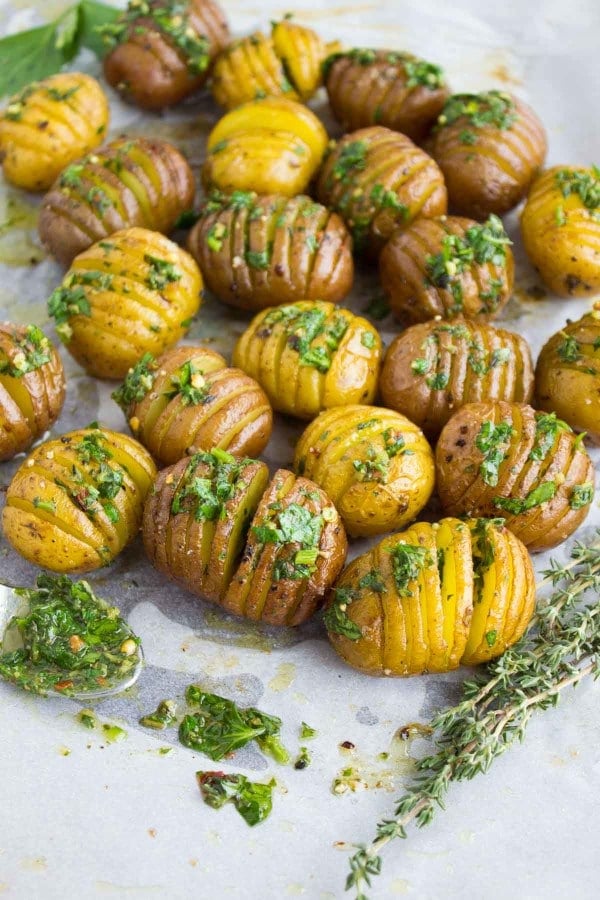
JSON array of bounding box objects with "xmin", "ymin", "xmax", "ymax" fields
[
  {"xmin": 380, "ymin": 319, "xmax": 534, "ymax": 440},
  {"xmin": 187, "ymin": 191, "xmax": 353, "ymax": 311},
  {"xmin": 379, "ymin": 214, "xmax": 514, "ymax": 323},
  {"xmin": 113, "ymin": 345, "xmax": 273, "ymax": 465},
  {"xmin": 521, "ymin": 165, "xmax": 600, "ymax": 297},
  {"xmin": 144, "ymin": 455, "xmax": 347, "ymax": 625},
  {"xmin": 102, "ymin": 0, "xmax": 230, "ymax": 110},
  {"xmin": 232, "ymin": 301, "xmax": 381, "ymax": 420},
  {"xmin": 435, "ymin": 401, "xmax": 595, "ymax": 551},
  {"xmin": 429, "ymin": 90, "xmax": 547, "ymax": 219},
  {"xmin": 39, "ymin": 137, "xmax": 196, "ymax": 266},
  {"xmin": 324, "ymin": 48, "xmax": 449, "ymax": 143},
  {"xmin": 294, "ymin": 405, "xmax": 435, "ymax": 537},
  {"xmin": 202, "ymin": 97, "xmax": 328, "ymax": 197},
  {"xmin": 3, "ymin": 426, "xmax": 156, "ymax": 573},
  {"xmin": 535, "ymin": 304, "xmax": 600, "ymax": 443},
  {"xmin": 211, "ymin": 19, "xmax": 338, "ymax": 109},
  {"xmin": 315, "ymin": 126, "xmax": 447, "ymax": 255},
  {"xmin": 324, "ymin": 517, "xmax": 535, "ymax": 676},
  {"xmin": 47, "ymin": 227, "xmax": 202, "ymax": 379},
  {"xmin": 0, "ymin": 73, "xmax": 109, "ymax": 192},
  {"xmin": 0, "ymin": 324, "xmax": 65, "ymax": 462}
]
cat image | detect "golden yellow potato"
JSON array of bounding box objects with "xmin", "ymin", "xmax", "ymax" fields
[
  {"xmin": 324, "ymin": 517, "xmax": 535, "ymax": 676},
  {"xmin": 0, "ymin": 73, "xmax": 109, "ymax": 192},
  {"xmin": 435, "ymin": 401, "xmax": 595, "ymax": 551},
  {"xmin": 47, "ymin": 227, "xmax": 202, "ymax": 380},
  {"xmin": 0, "ymin": 324, "xmax": 65, "ymax": 462},
  {"xmin": 535, "ymin": 304, "xmax": 600, "ymax": 443},
  {"xmin": 315, "ymin": 126, "xmax": 447, "ymax": 256},
  {"xmin": 211, "ymin": 19, "xmax": 338, "ymax": 108},
  {"xmin": 521, "ymin": 165, "xmax": 600, "ymax": 297},
  {"xmin": 379, "ymin": 214, "xmax": 514, "ymax": 323},
  {"xmin": 39, "ymin": 136, "xmax": 196, "ymax": 266},
  {"xmin": 113, "ymin": 344, "xmax": 273, "ymax": 466},
  {"xmin": 232, "ymin": 301, "xmax": 382, "ymax": 420},
  {"xmin": 2, "ymin": 426, "xmax": 156, "ymax": 573},
  {"xmin": 202, "ymin": 97, "xmax": 328, "ymax": 197},
  {"xmin": 294, "ymin": 405, "xmax": 435, "ymax": 537}
]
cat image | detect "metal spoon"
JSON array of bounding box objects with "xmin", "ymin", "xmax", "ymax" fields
[{"xmin": 0, "ymin": 580, "xmax": 144, "ymax": 700}]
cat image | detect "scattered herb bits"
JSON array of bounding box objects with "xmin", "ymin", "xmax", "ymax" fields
[{"xmin": 197, "ymin": 771, "xmax": 275, "ymax": 826}]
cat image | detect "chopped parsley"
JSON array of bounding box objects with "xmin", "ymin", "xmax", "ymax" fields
[
  {"xmin": 555, "ymin": 166, "xmax": 600, "ymax": 211},
  {"xmin": 196, "ymin": 772, "xmax": 275, "ymax": 827},
  {"xmin": 389, "ymin": 543, "xmax": 431, "ymax": 596},
  {"xmin": 171, "ymin": 450, "xmax": 249, "ymax": 522},
  {"xmin": 166, "ymin": 360, "xmax": 211, "ymax": 406},
  {"xmin": 529, "ymin": 413, "xmax": 571, "ymax": 462},
  {"xmin": 0, "ymin": 325, "xmax": 51, "ymax": 377},
  {"xmin": 331, "ymin": 140, "xmax": 368, "ymax": 184},
  {"xmin": 361, "ymin": 331, "xmax": 377, "ymax": 349},
  {"xmin": 475, "ymin": 420, "xmax": 514, "ymax": 486},
  {"xmin": 112, "ymin": 353, "xmax": 158, "ymax": 411},
  {"xmin": 494, "ymin": 481, "xmax": 557, "ymax": 514},
  {"xmin": 252, "ymin": 502, "xmax": 324, "ymax": 582},
  {"xmin": 139, "ymin": 699, "xmax": 178, "ymax": 730},
  {"xmin": 358, "ymin": 569, "xmax": 385, "ymax": 593},
  {"xmin": 557, "ymin": 332, "xmax": 581, "ymax": 362},
  {"xmin": 33, "ymin": 497, "xmax": 57, "ymax": 514},
  {"xmin": 206, "ymin": 222, "xmax": 228, "ymax": 252},
  {"xmin": 300, "ymin": 722, "xmax": 317, "ymax": 740},
  {"xmin": 46, "ymin": 85, "xmax": 80, "ymax": 102},
  {"xmin": 263, "ymin": 305, "xmax": 349, "ymax": 373},
  {"xmin": 569, "ymin": 482, "xmax": 594, "ymax": 510},
  {"xmin": 437, "ymin": 91, "xmax": 517, "ymax": 133},
  {"xmin": 144, "ymin": 255, "xmax": 182, "ymax": 291},
  {"xmin": 323, "ymin": 586, "xmax": 362, "ymax": 641},
  {"xmin": 59, "ymin": 163, "xmax": 86, "ymax": 189},
  {"xmin": 245, "ymin": 248, "xmax": 271, "ymax": 270}
]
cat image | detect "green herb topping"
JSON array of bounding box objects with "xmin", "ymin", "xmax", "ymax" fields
[
  {"xmin": 252, "ymin": 501, "xmax": 324, "ymax": 582},
  {"xmin": 471, "ymin": 518, "xmax": 505, "ymax": 600},
  {"xmin": 112, "ymin": 352, "xmax": 158, "ymax": 411},
  {"xmin": 529, "ymin": 412, "xmax": 571, "ymax": 462},
  {"xmin": 323, "ymin": 586, "xmax": 362, "ymax": 641},
  {"xmin": 206, "ymin": 222, "xmax": 228, "ymax": 252},
  {"xmin": 166, "ymin": 360, "xmax": 211, "ymax": 406},
  {"xmin": 569, "ymin": 482, "xmax": 594, "ymax": 510},
  {"xmin": 555, "ymin": 166, "xmax": 600, "ymax": 211},
  {"xmin": 352, "ymin": 428, "xmax": 411, "ymax": 484},
  {"xmin": 475, "ymin": 420, "xmax": 514, "ymax": 487},
  {"xmin": 0, "ymin": 325, "xmax": 52, "ymax": 377},
  {"xmin": 0, "ymin": 575, "xmax": 141, "ymax": 697},
  {"xmin": 140, "ymin": 699, "xmax": 178, "ymax": 730},
  {"xmin": 196, "ymin": 771, "xmax": 275, "ymax": 827},
  {"xmin": 494, "ymin": 481, "xmax": 557, "ymax": 514},
  {"xmin": 263, "ymin": 305, "xmax": 349, "ymax": 373},
  {"xmin": 557, "ymin": 332, "xmax": 581, "ymax": 362},
  {"xmin": 300, "ymin": 722, "xmax": 317, "ymax": 740},
  {"xmin": 294, "ymin": 746, "xmax": 311, "ymax": 770},
  {"xmin": 437, "ymin": 91, "xmax": 517, "ymax": 140},
  {"xmin": 171, "ymin": 450, "xmax": 250, "ymax": 522},
  {"xmin": 358, "ymin": 569, "xmax": 385, "ymax": 593},
  {"xmin": 331, "ymin": 140, "xmax": 368, "ymax": 184},
  {"xmin": 389, "ymin": 543, "xmax": 431, "ymax": 596},
  {"xmin": 144, "ymin": 254, "xmax": 182, "ymax": 291}
]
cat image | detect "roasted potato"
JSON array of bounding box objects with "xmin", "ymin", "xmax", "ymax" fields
[
  {"xmin": 0, "ymin": 73, "xmax": 109, "ymax": 192},
  {"xmin": 324, "ymin": 517, "xmax": 535, "ymax": 676},
  {"xmin": 202, "ymin": 97, "xmax": 328, "ymax": 197},
  {"xmin": 211, "ymin": 19, "xmax": 338, "ymax": 109},
  {"xmin": 103, "ymin": 0, "xmax": 229, "ymax": 110},
  {"xmin": 39, "ymin": 137, "xmax": 195, "ymax": 267},
  {"xmin": 2, "ymin": 426, "xmax": 156, "ymax": 573},
  {"xmin": 232, "ymin": 301, "xmax": 382, "ymax": 420},
  {"xmin": 521, "ymin": 165, "xmax": 600, "ymax": 297},
  {"xmin": 47, "ymin": 227, "xmax": 202, "ymax": 380},
  {"xmin": 0, "ymin": 324, "xmax": 65, "ymax": 461},
  {"xmin": 324, "ymin": 48, "xmax": 449, "ymax": 143},
  {"xmin": 380, "ymin": 319, "xmax": 534, "ymax": 440},
  {"xmin": 187, "ymin": 191, "xmax": 353, "ymax": 311},
  {"xmin": 113, "ymin": 345, "xmax": 273, "ymax": 465},
  {"xmin": 315, "ymin": 126, "xmax": 447, "ymax": 255},
  {"xmin": 429, "ymin": 91, "xmax": 547, "ymax": 219},
  {"xmin": 144, "ymin": 455, "xmax": 347, "ymax": 625},
  {"xmin": 379, "ymin": 214, "xmax": 514, "ymax": 323},
  {"xmin": 535, "ymin": 304, "xmax": 600, "ymax": 443},
  {"xmin": 294, "ymin": 405, "xmax": 435, "ymax": 537},
  {"xmin": 435, "ymin": 401, "xmax": 595, "ymax": 551}
]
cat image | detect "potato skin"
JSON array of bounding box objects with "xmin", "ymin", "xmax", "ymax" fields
[
  {"xmin": 325, "ymin": 48, "xmax": 449, "ymax": 143},
  {"xmin": 188, "ymin": 192, "xmax": 353, "ymax": 311},
  {"xmin": 39, "ymin": 137, "xmax": 195, "ymax": 267},
  {"xmin": 2, "ymin": 426, "xmax": 156, "ymax": 573},
  {"xmin": 435, "ymin": 401, "xmax": 595, "ymax": 551},
  {"xmin": 103, "ymin": 0, "xmax": 229, "ymax": 110},
  {"xmin": 535, "ymin": 305, "xmax": 600, "ymax": 443},
  {"xmin": 315, "ymin": 126, "xmax": 447, "ymax": 256},
  {"xmin": 47, "ymin": 227, "xmax": 202, "ymax": 380},
  {"xmin": 380, "ymin": 319, "xmax": 534, "ymax": 440},
  {"xmin": 0, "ymin": 73, "xmax": 109, "ymax": 192},
  {"xmin": 0, "ymin": 324, "xmax": 65, "ymax": 461},
  {"xmin": 202, "ymin": 97, "xmax": 328, "ymax": 197},
  {"xmin": 429, "ymin": 91, "xmax": 547, "ymax": 219},
  {"xmin": 223, "ymin": 468, "xmax": 347, "ymax": 626},
  {"xmin": 324, "ymin": 517, "xmax": 534, "ymax": 676},
  {"xmin": 379, "ymin": 214, "xmax": 514, "ymax": 323},
  {"xmin": 521, "ymin": 166, "xmax": 600, "ymax": 297},
  {"xmin": 294, "ymin": 405, "xmax": 434, "ymax": 537},
  {"xmin": 113, "ymin": 344, "xmax": 273, "ymax": 465},
  {"xmin": 233, "ymin": 301, "xmax": 382, "ymax": 420}
]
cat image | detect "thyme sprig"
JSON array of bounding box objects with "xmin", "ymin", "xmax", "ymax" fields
[{"xmin": 345, "ymin": 532, "xmax": 600, "ymax": 899}]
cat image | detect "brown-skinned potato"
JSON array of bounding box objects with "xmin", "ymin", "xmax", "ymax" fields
[
  {"xmin": 103, "ymin": 0, "xmax": 229, "ymax": 110},
  {"xmin": 435, "ymin": 401, "xmax": 595, "ymax": 551},
  {"xmin": 0, "ymin": 324, "xmax": 65, "ymax": 461},
  {"xmin": 143, "ymin": 456, "xmax": 347, "ymax": 625},
  {"xmin": 315, "ymin": 126, "xmax": 447, "ymax": 256},
  {"xmin": 187, "ymin": 191, "xmax": 353, "ymax": 311},
  {"xmin": 112, "ymin": 345, "xmax": 273, "ymax": 466},
  {"xmin": 379, "ymin": 214, "xmax": 514, "ymax": 323},
  {"xmin": 429, "ymin": 91, "xmax": 547, "ymax": 219},
  {"xmin": 39, "ymin": 137, "xmax": 195, "ymax": 266},
  {"xmin": 324, "ymin": 48, "xmax": 449, "ymax": 143},
  {"xmin": 380, "ymin": 319, "xmax": 534, "ymax": 440},
  {"xmin": 324, "ymin": 517, "xmax": 535, "ymax": 676},
  {"xmin": 2, "ymin": 426, "xmax": 156, "ymax": 573},
  {"xmin": 535, "ymin": 304, "xmax": 600, "ymax": 443}
]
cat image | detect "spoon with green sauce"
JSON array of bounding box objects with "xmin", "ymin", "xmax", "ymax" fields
[{"xmin": 0, "ymin": 575, "xmax": 143, "ymax": 699}]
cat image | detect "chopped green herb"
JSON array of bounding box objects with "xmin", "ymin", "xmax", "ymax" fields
[
  {"xmin": 196, "ymin": 771, "xmax": 275, "ymax": 826},
  {"xmin": 0, "ymin": 325, "xmax": 52, "ymax": 377},
  {"xmin": 33, "ymin": 497, "xmax": 57, "ymax": 514},
  {"xmin": 300, "ymin": 722, "xmax": 317, "ymax": 740},
  {"xmin": 77, "ymin": 708, "xmax": 97, "ymax": 729},
  {"xmin": 264, "ymin": 305, "xmax": 348, "ymax": 373},
  {"xmin": 426, "ymin": 372, "xmax": 449, "ymax": 390},
  {"xmin": 171, "ymin": 451, "xmax": 248, "ymax": 523},
  {"xmin": 475, "ymin": 420, "xmax": 514, "ymax": 487},
  {"xmin": 437, "ymin": 91, "xmax": 517, "ymax": 131},
  {"xmin": 139, "ymin": 699, "xmax": 178, "ymax": 730},
  {"xmin": 389, "ymin": 543, "xmax": 431, "ymax": 596},
  {"xmin": 323, "ymin": 586, "xmax": 362, "ymax": 641},
  {"xmin": 494, "ymin": 481, "xmax": 557, "ymax": 514},
  {"xmin": 111, "ymin": 353, "xmax": 157, "ymax": 411},
  {"xmin": 459, "ymin": 129, "xmax": 477, "ymax": 145},
  {"xmin": 306, "ymin": 234, "xmax": 320, "ymax": 253},
  {"xmin": 555, "ymin": 204, "xmax": 567, "ymax": 226},
  {"xmin": 569, "ymin": 482, "xmax": 594, "ymax": 510},
  {"xmin": 555, "ymin": 166, "xmax": 600, "ymax": 210},
  {"xmin": 245, "ymin": 248, "xmax": 271, "ymax": 270},
  {"xmin": 294, "ymin": 746, "xmax": 311, "ymax": 770},
  {"xmin": 59, "ymin": 162, "xmax": 85, "ymax": 189},
  {"xmin": 358, "ymin": 569, "xmax": 385, "ymax": 593},
  {"xmin": 144, "ymin": 255, "xmax": 182, "ymax": 291},
  {"xmin": 166, "ymin": 360, "xmax": 211, "ymax": 406},
  {"xmin": 360, "ymin": 331, "xmax": 376, "ymax": 349},
  {"xmin": 411, "ymin": 357, "xmax": 431, "ymax": 376},
  {"xmin": 331, "ymin": 140, "xmax": 368, "ymax": 184},
  {"xmin": 485, "ymin": 630, "xmax": 497, "ymax": 647},
  {"xmin": 557, "ymin": 332, "xmax": 581, "ymax": 362},
  {"xmin": 206, "ymin": 222, "xmax": 228, "ymax": 252},
  {"xmin": 529, "ymin": 412, "xmax": 571, "ymax": 462}
]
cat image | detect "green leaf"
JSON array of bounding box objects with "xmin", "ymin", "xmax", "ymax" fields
[
  {"xmin": 55, "ymin": 6, "xmax": 81, "ymax": 61},
  {"xmin": 79, "ymin": 0, "xmax": 120, "ymax": 58},
  {"xmin": 0, "ymin": 24, "xmax": 65, "ymax": 98}
]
